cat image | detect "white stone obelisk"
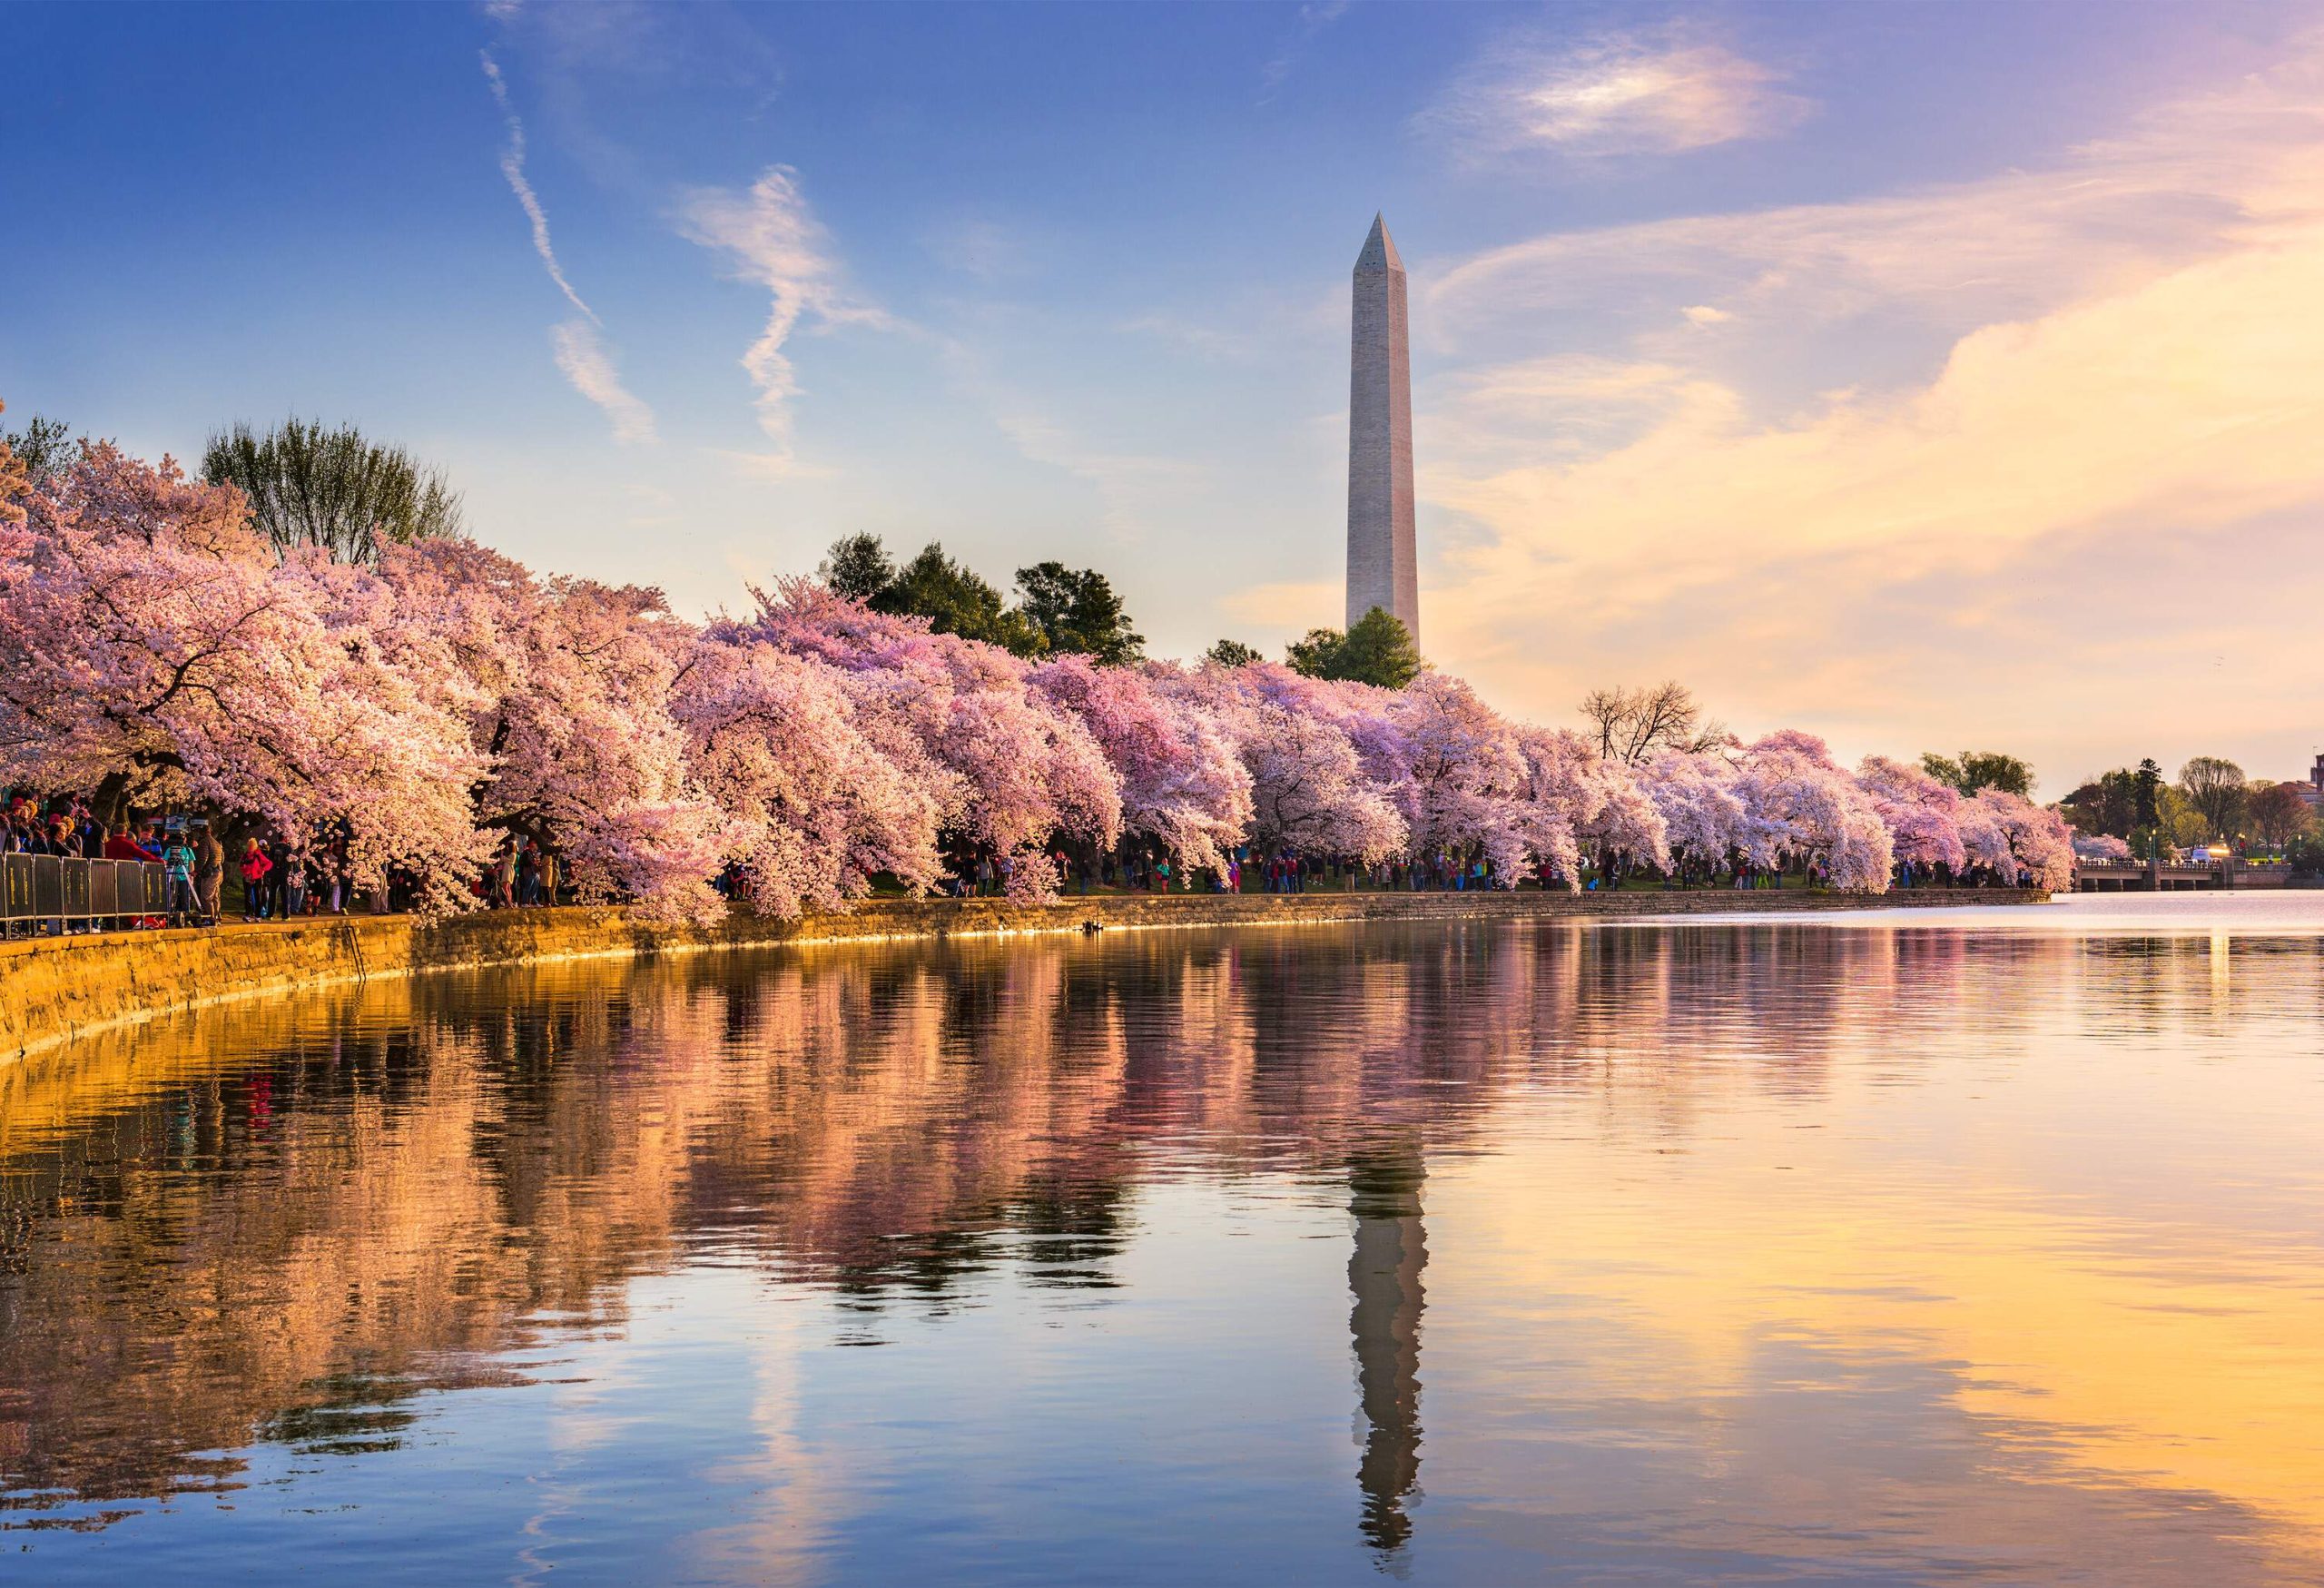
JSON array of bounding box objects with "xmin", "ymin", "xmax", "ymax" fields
[{"xmin": 1346, "ymin": 213, "xmax": 1418, "ymax": 646}]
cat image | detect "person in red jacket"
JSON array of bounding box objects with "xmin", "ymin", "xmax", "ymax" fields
[
  {"xmin": 102, "ymin": 824, "xmax": 160, "ymax": 862},
  {"xmin": 240, "ymin": 838, "xmax": 274, "ymax": 921}
]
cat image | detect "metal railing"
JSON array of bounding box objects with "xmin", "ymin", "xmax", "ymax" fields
[
  {"xmin": 1, "ymin": 853, "xmax": 174, "ymax": 938},
  {"xmin": 2073, "ymin": 855, "xmax": 2300, "ymax": 890}
]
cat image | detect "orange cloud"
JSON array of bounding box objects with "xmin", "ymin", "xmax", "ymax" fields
[{"xmin": 1416, "ymin": 42, "xmax": 2324, "ymax": 788}]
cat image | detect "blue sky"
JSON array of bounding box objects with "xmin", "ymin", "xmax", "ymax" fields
[{"xmin": 5, "ymin": 2, "xmax": 2321, "ymax": 791}]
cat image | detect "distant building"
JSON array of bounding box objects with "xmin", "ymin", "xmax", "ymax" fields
[{"xmin": 2299, "ymin": 753, "xmax": 2324, "ymax": 813}]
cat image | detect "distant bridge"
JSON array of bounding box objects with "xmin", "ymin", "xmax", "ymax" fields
[{"xmin": 2074, "ymin": 857, "xmax": 2292, "ymax": 893}]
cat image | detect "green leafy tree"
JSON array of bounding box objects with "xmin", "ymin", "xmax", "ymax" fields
[
  {"xmin": 2155, "ymin": 785, "xmax": 2208, "ymax": 848},
  {"xmin": 203, "ymin": 418, "xmax": 464, "ymax": 564},
  {"xmin": 819, "ymin": 532, "xmax": 896, "ymax": 603},
  {"xmin": 2176, "ymin": 755, "xmax": 2249, "ymax": 838},
  {"xmin": 2289, "ymin": 832, "xmax": 2324, "ymax": 878},
  {"xmin": 879, "ymin": 541, "xmax": 1048, "ymax": 656},
  {"xmin": 1014, "ymin": 560, "xmax": 1144, "ymax": 665},
  {"xmin": 1204, "ymin": 638, "xmax": 1262, "ymax": 667},
  {"xmin": 1285, "ymin": 606, "xmax": 1422, "ymax": 689},
  {"xmin": 1921, "ymin": 749, "xmax": 2034, "ymax": 798},
  {"xmin": 1285, "ymin": 629, "xmax": 1338, "ymax": 677}
]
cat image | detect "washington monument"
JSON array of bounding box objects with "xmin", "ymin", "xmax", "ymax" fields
[{"xmin": 1346, "ymin": 213, "xmax": 1418, "ymax": 646}]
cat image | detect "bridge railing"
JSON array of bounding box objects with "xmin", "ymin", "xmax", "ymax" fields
[
  {"xmin": 2073, "ymin": 856, "xmax": 2299, "ymax": 889},
  {"xmin": 1, "ymin": 853, "xmax": 172, "ymax": 938}
]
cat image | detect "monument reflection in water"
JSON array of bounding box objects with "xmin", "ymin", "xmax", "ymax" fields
[
  {"xmin": 5, "ymin": 904, "xmax": 2324, "ymax": 1584},
  {"xmin": 1348, "ymin": 1142, "xmax": 1426, "ymax": 1556}
]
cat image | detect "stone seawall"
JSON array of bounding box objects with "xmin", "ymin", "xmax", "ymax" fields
[{"xmin": 0, "ymin": 887, "xmax": 2044, "ymax": 1063}]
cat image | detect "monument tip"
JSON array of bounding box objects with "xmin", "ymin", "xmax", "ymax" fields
[{"xmin": 1356, "ymin": 213, "xmax": 1401, "ymax": 273}]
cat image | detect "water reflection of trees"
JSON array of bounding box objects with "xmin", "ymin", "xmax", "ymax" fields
[{"xmin": 0, "ymin": 922, "xmax": 2090, "ymax": 1522}]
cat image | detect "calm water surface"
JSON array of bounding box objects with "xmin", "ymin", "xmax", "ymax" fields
[{"xmin": 5, "ymin": 894, "xmax": 2324, "ymax": 1583}]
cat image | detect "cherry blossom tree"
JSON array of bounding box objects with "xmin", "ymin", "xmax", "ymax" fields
[
  {"xmin": 1641, "ymin": 750, "xmax": 1751, "ymax": 880},
  {"xmin": 369, "ymin": 539, "xmax": 724, "ymax": 915},
  {"xmin": 735, "ymin": 580, "xmax": 1121, "ymax": 897},
  {"xmin": 1954, "ymin": 794, "xmax": 2019, "ymax": 880},
  {"xmin": 1856, "ymin": 755, "xmax": 1966, "ymax": 877},
  {"xmin": 1516, "ymin": 726, "xmax": 1670, "ymax": 887},
  {"xmin": 0, "ymin": 399, "xmax": 28, "ymax": 533},
  {"xmin": 673, "ymin": 633, "xmax": 942, "ymax": 918},
  {"xmin": 1385, "ymin": 675, "xmax": 1538, "ymax": 881},
  {"xmin": 1972, "ymin": 787, "xmax": 2076, "ymax": 891},
  {"xmin": 1239, "ymin": 699, "xmax": 1407, "ymax": 863},
  {"xmin": 1030, "ymin": 655, "xmax": 1251, "ymax": 873},
  {"xmin": 1163, "ymin": 662, "xmax": 1404, "ymax": 863},
  {"xmin": 1732, "ymin": 731, "xmax": 1893, "ymax": 893},
  {"xmin": 0, "ymin": 443, "xmax": 488, "ymax": 911}
]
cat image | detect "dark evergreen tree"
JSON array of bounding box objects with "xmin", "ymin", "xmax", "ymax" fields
[
  {"xmin": 819, "ymin": 532, "xmax": 897, "ymax": 603},
  {"xmin": 1286, "ymin": 607, "xmax": 1422, "ymax": 689},
  {"xmin": 2133, "ymin": 758, "xmax": 2163, "ymax": 829},
  {"xmin": 1014, "ymin": 560, "xmax": 1144, "ymax": 665},
  {"xmin": 881, "ymin": 542, "xmax": 1047, "ymax": 656}
]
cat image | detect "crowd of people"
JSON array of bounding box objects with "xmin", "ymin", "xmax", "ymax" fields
[
  {"xmin": 3, "ymin": 794, "xmax": 112, "ymax": 860},
  {"xmin": 6, "ymin": 774, "xmax": 2053, "ymax": 941},
  {"xmin": 2, "ymin": 789, "xmax": 579, "ymax": 933}
]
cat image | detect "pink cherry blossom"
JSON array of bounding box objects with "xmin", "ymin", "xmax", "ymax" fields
[
  {"xmin": 1382, "ymin": 674, "xmax": 1535, "ymax": 880},
  {"xmin": 730, "ymin": 580, "xmax": 1122, "ymax": 899},
  {"xmin": 1732, "ymin": 732, "xmax": 1894, "ymax": 893},
  {"xmin": 1517, "ymin": 726, "xmax": 1670, "ymax": 887},
  {"xmin": 1969, "ymin": 787, "xmax": 2075, "ymax": 891},
  {"xmin": 1953, "ymin": 796, "xmax": 2017, "ymax": 879},
  {"xmin": 1157, "ymin": 662, "xmax": 1403, "ymax": 863},
  {"xmin": 1856, "ymin": 755, "xmax": 1966, "ymax": 874},
  {"xmin": 1030, "ymin": 655, "xmax": 1252, "ymax": 873},
  {"xmin": 0, "ymin": 443, "xmax": 489, "ymax": 912},
  {"xmin": 673, "ymin": 632, "xmax": 942, "ymax": 918},
  {"xmin": 368, "ymin": 539, "xmax": 726, "ymax": 915},
  {"xmin": 1640, "ymin": 750, "xmax": 1751, "ymax": 877}
]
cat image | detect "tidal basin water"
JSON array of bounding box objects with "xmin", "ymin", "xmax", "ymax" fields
[{"xmin": 5, "ymin": 896, "xmax": 2324, "ymax": 1584}]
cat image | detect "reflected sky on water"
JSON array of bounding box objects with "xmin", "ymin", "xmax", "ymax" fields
[{"xmin": 4, "ymin": 895, "xmax": 2323, "ymax": 1583}]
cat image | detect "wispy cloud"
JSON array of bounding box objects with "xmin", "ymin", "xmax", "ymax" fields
[
  {"xmin": 1260, "ymin": 0, "xmax": 1349, "ymax": 100},
  {"xmin": 1420, "ymin": 28, "xmax": 1810, "ymax": 160},
  {"xmin": 481, "ymin": 50, "xmax": 595, "ymax": 321},
  {"xmin": 481, "ymin": 50, "xmax": 656, "ymax": 445},
  {"xmin": 936, "ymin": 332, "xmax": 1207, "ymax": 541},
  {"xmin": 677, "ymin": 165, "xmax": 891, "ymax": 461},
  {"xmin": 1118, "ymin": 311, "xmax": 1262, "ymax": 364},
  {"xmin": 550, "ymin": 321, "xmax": 657, "ymax": 445}
]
